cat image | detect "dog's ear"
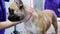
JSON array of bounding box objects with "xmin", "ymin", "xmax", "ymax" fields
[
  {"xmin": 14, "ymin": 0, "xmax": 24, "ymax": 9},
  {"xmin": 14, "ymin": 0, "xmax": 23, "ymax": 4}
]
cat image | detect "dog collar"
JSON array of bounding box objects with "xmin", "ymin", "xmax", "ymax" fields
[
  {"xmin": 21, "ymin": 8, "xmax": 34, "ymax": 23},
  {"xmin": 25, "ymin": 9, "xmax": 34, "ymax": 22}
]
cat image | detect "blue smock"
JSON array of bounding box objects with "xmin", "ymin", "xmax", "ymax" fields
[
  {"xmin": 0, "ymin": 0, "xmax": 9, "ymax": 34},
  {"xmin": 44, "ymin": 0, "xmax": 60, "ymax": 17}
]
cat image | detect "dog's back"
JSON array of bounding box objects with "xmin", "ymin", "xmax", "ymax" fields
[{"xmin": 35, "ymin": 10, "xmax": 58, "ymax": 34}]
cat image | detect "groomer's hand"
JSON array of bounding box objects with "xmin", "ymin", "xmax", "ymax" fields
[{"xmin": 0, "ymin": 20, "xmax": 21, "ymax": 30}]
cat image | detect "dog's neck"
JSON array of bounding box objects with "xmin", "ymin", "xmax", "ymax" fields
[{"xmin": 23, "ymin": 7, "xmax": 39, "ymax": 24}]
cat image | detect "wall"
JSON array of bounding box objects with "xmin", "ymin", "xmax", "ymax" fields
[{"xmin": 34, "ymin": 0, "xmax": 45, "ymax": 11}]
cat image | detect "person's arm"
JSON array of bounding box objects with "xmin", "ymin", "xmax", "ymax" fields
[{"xmin": 0, "ymin": 20, "xmax": 21, "ymax": 30}]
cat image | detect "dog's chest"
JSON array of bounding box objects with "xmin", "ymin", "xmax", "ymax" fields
[{"xmin": 24, "ymin": 19, "xmax": 40, "ymax": 34}]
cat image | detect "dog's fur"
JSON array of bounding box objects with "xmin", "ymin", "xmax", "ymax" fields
[{"xmin": 9, "ymin": 0, "xmax": 58, "ymax": 34}]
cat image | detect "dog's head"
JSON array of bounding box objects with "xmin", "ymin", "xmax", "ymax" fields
[{"xmin": 8, "ymin": 0, "xmax": 25, "ymax": 21}]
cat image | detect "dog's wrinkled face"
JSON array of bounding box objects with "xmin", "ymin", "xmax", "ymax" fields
[
  {"xmin": 8, "ymin": 0, "xmax": 25, "ymax": 21},
  {"xmin": 14, "ymin": 0, "xmax": 25, "ymax": 20}
]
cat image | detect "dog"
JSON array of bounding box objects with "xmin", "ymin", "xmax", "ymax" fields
[{"xmin": 9, "ymin": 0, "xmax": 58, "ymax": 34}]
